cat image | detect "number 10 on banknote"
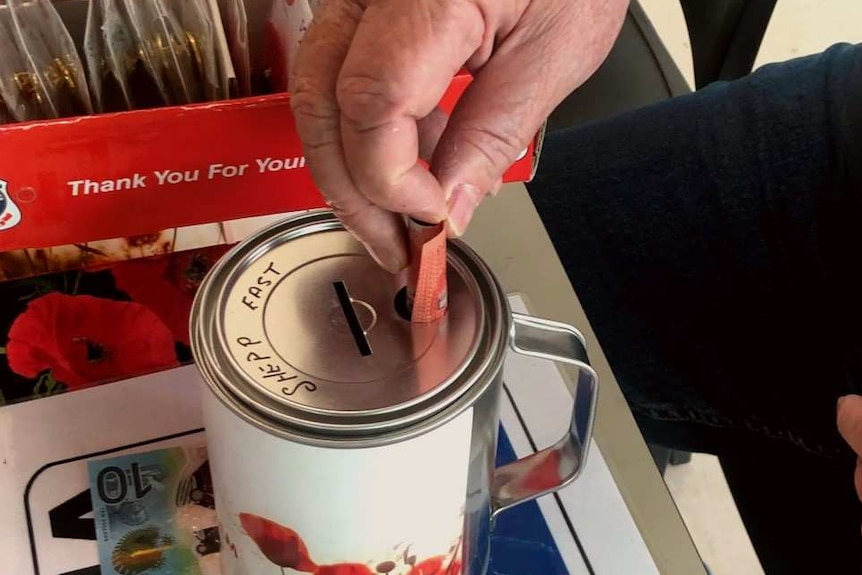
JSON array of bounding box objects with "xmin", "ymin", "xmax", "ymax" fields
[{"xmin": 88, "ymin": 445, "xmax": 220, "ymax": 575}]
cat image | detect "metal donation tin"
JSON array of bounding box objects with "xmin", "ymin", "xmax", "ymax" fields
[{"xmin": 191, "ymin": 210, "xmax": 599, "ymax": 575}]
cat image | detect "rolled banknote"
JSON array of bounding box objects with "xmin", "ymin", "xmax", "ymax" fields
[{"xmin": 406, "ymin": 218, "xmax": 449, "ymax": 323}]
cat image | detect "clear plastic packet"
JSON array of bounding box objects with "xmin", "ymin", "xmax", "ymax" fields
[
  {"xmin": 0, "ymin": 99, "xmax": 11, "ymax": 124},
  {"xmin": 0, "ymin": 7, "xmax": 40, "ymax": 122},
  {"xmin": 0, "ymin": 7, "xmax": 18, "ymax": 123},
  {"xmin": 217, "ymin": 0, "xmax": 250, "ymax": 97},
  {"xmin": 88, "ymin": 0, "xmax": 169, "ymax": 111},
  {"xmin": 283, "ymin": 0, "xmax": 315, "ymax": 90},
  {"xmin": 264, "ymin": 0, "xmax": 291, "ymax": 94},
  {"xmin": 105, "ymin": 0, "xmax": 168, "ymax": 110},
  {"xmin": 33, "ymin": 0, "xmax": 94, "ymax": 116},
  {"xmin": 120, "ymin": 0, "xmax": 175, "ymax": 105},
  {"xmin": 6, "ymin": 1, "xmax": 62, "ymax": 119},
  {"xmin": 174, "ymin": 0, "xmax": 221, "ymax": 101},
  {"xmin": 265, "ymin": 0, "xmax": 313, "ymax": 93},
  {"xmin": 206, "ymin": 0, "xmax": 238, "ymax": 100},
  {"xmin": 149, "ymin": 0, "xmax": 200, "ymax": 104},
  {"xmin": 83, "ymin": 0, "xmax": 106, "ymax": 111},
  {"xmin": 8, "ymin": 0, "xmax": 93, "ymax": 119},
  {"xmin": 101, "ymin": 0, "xmax": 138, "ymax": 111},
  {"xmin": 85, "ymin": 0, "xmax": 130, "ymax": 112}
]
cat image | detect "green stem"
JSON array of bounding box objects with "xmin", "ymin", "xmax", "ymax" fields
[{"xmin": 33, "ymin": 375, "xmax": 45, "ymax": 396}]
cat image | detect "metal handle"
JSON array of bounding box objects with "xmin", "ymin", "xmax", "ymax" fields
[{"xmin": 491, "ymin": 313, "xmax": 599, "ymax": 517}]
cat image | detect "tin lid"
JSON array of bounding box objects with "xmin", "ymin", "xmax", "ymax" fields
[{"xmin": 192, "ymin": 211, "xmax": 508, "ymax": 437}]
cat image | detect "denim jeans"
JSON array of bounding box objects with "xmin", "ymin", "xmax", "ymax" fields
[{"xmin": 528, "ymin": 43, "xmax": 862, "ymax": 573}]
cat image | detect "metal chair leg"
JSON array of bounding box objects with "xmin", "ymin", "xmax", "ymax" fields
[{"xmin": 679, "ymin": 0, "xmax": 778, "ymax": 88}]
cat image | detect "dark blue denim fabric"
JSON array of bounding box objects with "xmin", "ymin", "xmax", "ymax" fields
[
  {"xmin": 530, "ymin": 43, "xmax": 862, "ymax": 460},
  {"xmin": 528, "ymin": 42, "xmax": 862, "ymax": 574}
]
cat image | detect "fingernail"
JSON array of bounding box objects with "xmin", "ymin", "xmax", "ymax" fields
[
  {"xmin": 447, "ymin": 184, "xmax": 482, "ymax": 237},
  {"xmin": 839, "ymin": 395, "xmax": 849, "ymax": 409}
]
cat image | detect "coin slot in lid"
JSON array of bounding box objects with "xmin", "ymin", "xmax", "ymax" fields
[
  {"xmin": 394, "ymin": 286, "xmax": 412, "ymax": 322},
  {"xmin": 333, "ymin": 280, "xmax": 373, "ymax": 357},
  {"xmin": 203, "ymin": 212, "xmax": 499, "ymax": 424}
]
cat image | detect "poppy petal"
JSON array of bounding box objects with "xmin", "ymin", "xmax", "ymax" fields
[
  {"xmin": 6, "ymin": 293, "xmax": 178, "ymax": 390},
  {"xmin": 238, "ymin": 513, "xmax": 317, "ymax": 572}
]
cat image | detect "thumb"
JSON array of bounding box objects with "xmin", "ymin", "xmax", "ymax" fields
[
  {"xmin": 837, "ymin": 395, "xmax": 862, "ymax": 456},
  {"xmin": 430, "ymin": 40, "xmax": 552, "ymax": 237},
  {"xmin": 431, "ymin": 0, "xmax": 626, "ymax": 236}
]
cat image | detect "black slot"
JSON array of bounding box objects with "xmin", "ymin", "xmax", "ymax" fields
[
  {"xmin": 394, "ymin": 286, "xmax": 412, "ymax": 321},
  {"xmin": 333, "ymin": 281, "xmax": 372, "ymax": 357}
]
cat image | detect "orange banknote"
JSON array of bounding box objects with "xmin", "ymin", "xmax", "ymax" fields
[{"xmin": 407, "ymin": 218, "xmax": 448, "ymax": 323}]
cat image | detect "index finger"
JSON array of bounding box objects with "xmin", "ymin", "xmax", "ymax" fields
[
  {"xmin": 336, "ymin": 0, "xmax": 486, "ymax": 216},
  {"xmin": 291, "ymin": 1, "xmax": 408, "ymax": 272}
]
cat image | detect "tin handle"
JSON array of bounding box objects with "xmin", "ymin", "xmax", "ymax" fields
[{"xmin": 491, "ymin": 313, "xmax": 599, "ymax": 517}]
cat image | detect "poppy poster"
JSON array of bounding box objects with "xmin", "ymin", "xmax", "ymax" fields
[{"xmin": 0, "ymin": 244, "xmax": 232, "ymax": 406}]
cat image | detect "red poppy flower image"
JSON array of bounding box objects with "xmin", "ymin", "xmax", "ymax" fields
[
  {"xmin": 239, "ymin": 513, "xmax": 317, "ymax": 573},
  {"xmin": 236, "ymin": 512, "xmax": 462, "ymax": 575},
  {"xmin": 112, "ymin": 246, "xmax": 231, "ymax": 344},
  {"xmin": 315, "ymin": 564, "xmax": 375, "ymax": 575},
  {"xmin": 406, "ymin": 554, "xmax": 462, "ymax": 575},
  {"xmin": 5, "ymin": 293, "xmax": 179, "ymax": 389}
]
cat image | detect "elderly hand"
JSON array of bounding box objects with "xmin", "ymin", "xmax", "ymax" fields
[{"xmin": 291, "ymin": 0, "xmax": 629, "ymax": 272}]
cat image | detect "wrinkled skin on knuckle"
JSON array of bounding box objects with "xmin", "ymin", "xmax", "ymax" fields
[
  {"xmin": 291, "ymin": 90, "xmax": 336, "ymax": 124},
  {"xmin": 326, "ymin": 198, "xmax": 360, "ymax": 223},
  {"xmin": 322, "ymin": 195, "xmax": 382, "ymax": 233},
  {"xmin": 471, "ymin": 0, "xmax": 529, "ymax": 59},
  {"xmin": 361, "ymin": 176, "xmax": 404, "ymax": 208},
  {"xmin": 352, "ymin": 165, "xmax": 400, "ymax": 203},
  {"xmin": 459, "ymin": 122, "xmax": 528, "ymax": 178},
  {"xmin": 336, "ymin": 73, "xmax": 408, "ymax": 129},
  {"xmin": 547, "ymin": 0, "xmax": 628, "ymax": 86},
  {"xmin": 290, "ymin": 81, "xmax": 341, "ymax": 147}
]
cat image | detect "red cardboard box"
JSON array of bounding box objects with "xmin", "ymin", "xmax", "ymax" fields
[
  {"xmin": 0, "ymin": 75, "xmax": 542, "ymax": 404},
  {"xmin": 0, "ymin": 0, "xmax": 544, "ymax": 406},
  {"xmin": 0, "ymin": 77, "xmax": 539, "ymax": 255},
  {"xmin": 0, "ymin": 0, "xmax": 543, "ymax": 282}
]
